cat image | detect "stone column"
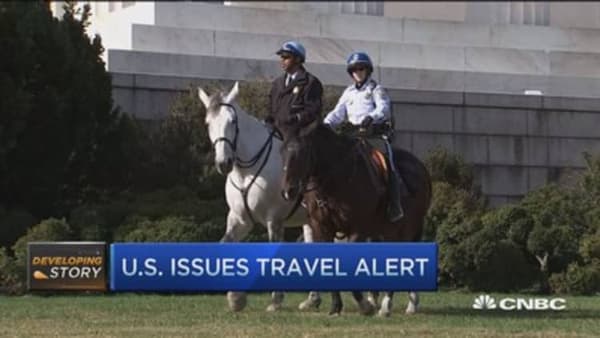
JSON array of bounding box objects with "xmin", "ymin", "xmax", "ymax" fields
[
  {"xmin": 523, "ymin": 2, "xmax": 535, "ymax": 24},
  {"xmin": 385, "ymin": 2, "xmax": 466, "ymax": 22},
  {"xmin": 466, "ymin": 1, "xmax": 549, "ymax": 26},
  {"xmin": 535, "ymin": 2, "xmax": 550, "ymax": 25},
  {"xmin": 510, "ymin": 2, "xmax": 524, "ymax": 24},
  {"xmin": 224, "ymin": 1, "xmax": 341, "ymax": 14},
  {"xmin": 549, "ymin": 2, "xmax": 600, "ymax": 29},
  {"xmin": 340, "ymin": 1, "xmax": 384, "ymax": 16}
]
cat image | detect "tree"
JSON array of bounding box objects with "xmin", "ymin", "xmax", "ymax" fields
[
  {"xmin": 521, "ymin": 185, "xmax": 586, "ymax": 275},
  {"xmin": 424, "ymin": 146, "xmax": 479, "ymax": 193},
  {"xmin": 0, "ymin": 1, "xmax": 135, "ymax": 218}
]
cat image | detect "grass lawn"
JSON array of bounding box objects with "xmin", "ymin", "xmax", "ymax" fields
[{"xmin": 0, "ymin": 290, "xmax": 598, "ymax": 337}]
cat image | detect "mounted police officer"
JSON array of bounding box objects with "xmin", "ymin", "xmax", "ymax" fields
[
  {"xmin": 324, "ymin": 51, "xmax": 406, "ymax": 222},
  {"xmin": 265, "ymin": 40, "xmax": 323, "ymax": 138}
]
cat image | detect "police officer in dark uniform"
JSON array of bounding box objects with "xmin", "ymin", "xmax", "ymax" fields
[{"xmin": 265, "ymin": 41, "xmax": 323, "ymax": 137}]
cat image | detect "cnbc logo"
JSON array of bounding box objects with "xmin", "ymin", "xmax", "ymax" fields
[
  {"xmin": 28, "ymin": 242, "xmax": 107, "ymax": 291},
  {"xmin": 472, "ymin": 294, "xmax": 497, "ymax": 309},
  {"xmin": 473, "ymin": 294, "xmax": 566, "ymax": 311}
]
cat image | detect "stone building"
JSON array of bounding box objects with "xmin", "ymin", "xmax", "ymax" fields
[{"xmin": 49, "ymin": 1, "xmax": 600, "ymax": 206}]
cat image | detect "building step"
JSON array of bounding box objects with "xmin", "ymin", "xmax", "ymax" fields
[
  {"xmin": 150, "ymin": 2, "xmax": 600, "ymax": 54},
  {"xmin": 131, "ymin": 24, "xmax": 600, "ymax": 81},
  {"xmin": 108, "ymin": 49, "xmax": 600, "ymax": 98}
]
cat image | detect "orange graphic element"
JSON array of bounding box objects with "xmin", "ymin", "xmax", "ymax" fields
[
  {"xmin": 33, "ymin": 270, "xmax": 49, "ymax": 280},
  {"xmin": 371, "ymin": 149, "xmax": 388, "ymax": 183}
]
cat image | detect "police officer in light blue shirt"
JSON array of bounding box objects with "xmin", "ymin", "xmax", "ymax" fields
[
  {"xmin": 324, "ymin": 52, "xmax": 391, "ymax": 130},
  {"xmin": 324, "ymin": 52, "xmax": 406, "ymax": 222}
]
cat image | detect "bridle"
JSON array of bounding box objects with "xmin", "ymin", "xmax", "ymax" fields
[
  {"xmin": 211, "ymin": 102, "xmax": 301, "ymax": 226},
  {"xmin": 211, "ymin": 102, "xmax": 279, "ymax": 168},
  {"xmin": 282, "ymin": 131, "xmax": 361, "ymax": 205},
  {"xmin": 211, "ymin": 103, "xmax": 240, "ymax": 156}
]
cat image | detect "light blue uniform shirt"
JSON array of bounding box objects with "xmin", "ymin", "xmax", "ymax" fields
[{"xmin": 323, "ymin": 78, "xmax": 391, "ymax": 128}]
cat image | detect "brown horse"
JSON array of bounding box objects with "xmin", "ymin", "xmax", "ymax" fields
[{"xmin": 280, "ymin": 122, "xmax": 432, "ymax": 317}]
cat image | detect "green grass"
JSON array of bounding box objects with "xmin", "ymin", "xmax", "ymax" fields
[{"xmin": 0, "ymin": 291, "xmax": 599, "ymax": 337}]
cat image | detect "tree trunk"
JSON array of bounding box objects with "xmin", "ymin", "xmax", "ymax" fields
[
  {"xmin": 536, "ymin": 252, "xmax": 550, "ymax": 294},
  {"xmin": 536, "ymin": 252, "xmax": 549, "ymax": 272}
]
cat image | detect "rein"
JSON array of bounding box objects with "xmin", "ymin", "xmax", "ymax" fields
[
  {"xmin": 214, "ymin": 103, "xmax": 302, "ymax": 227},
  {"xmin": 289, "ymin": 130, "xmax": 369, "ymax": 240}
]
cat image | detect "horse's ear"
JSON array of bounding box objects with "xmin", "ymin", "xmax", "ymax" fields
[
  {"xmin": 198, "ymin": 87, "xmax": 210, "ymax": 108},
  {"xmin": 223, "ymin": 81, "xmax": 239, "ymax": 104}
]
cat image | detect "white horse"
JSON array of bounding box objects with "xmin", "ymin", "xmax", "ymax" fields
[{"xmin": 198, "ymin": 82, "xmax": 321, "ymax": 312}]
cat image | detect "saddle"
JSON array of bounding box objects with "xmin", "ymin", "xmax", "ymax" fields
[{"xmin": 359, "ymin": 139, "xmax": 412, "ymax": 199}]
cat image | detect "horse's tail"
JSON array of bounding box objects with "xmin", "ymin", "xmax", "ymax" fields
[
  {"xmin": 391, "ymin": 147, "xmax": 434, "ymax": 242},
  {"xmin": 421, "ymin": 159, "xmax": 433, "ymax": 214}
]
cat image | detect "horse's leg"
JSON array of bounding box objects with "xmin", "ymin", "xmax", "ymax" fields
[
  {"xmin": 377, "ymin": 292, "xmax": 394, "ymax": 317},
  {"xmin": 348, "ymin": 233, "xmax": 375, "ymax": 316},
  {"xmin": 220, "ymin": 210, "xmax": 253, "ymax": 243},
  {"xmin": 308, "ymin": 221, "xmax": 342, "ymax": 316},
  {"xmin": 266, "ymin": 220, "xmax": 285, "ymax": 312},
  {"xmin": 351, "ymin": 290, "xmax": 375, "ymax": 316},
  {"xmin": 406, "ymin": 292, "xmax": 419, "ymax": 314},
  {"xmin": 366, "ymin": 237, "xmax": 380, "ymax": 309},
  {"xmin": 329, "ymin": 291, "xmax": 343, "ymax": 316},
  {"xmin": 367, "ymin": 291, "xmax": 379, "ymax": 309},
  {"xmin": 298, "ymin": 224, "xmax": 322, "ymax": 311},
  {"xmin": 221, "ymin": 211, "xmax": 253, "ymax": 312}
]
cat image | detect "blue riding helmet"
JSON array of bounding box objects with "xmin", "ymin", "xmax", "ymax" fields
[
  {"xmin": 276, "ymin": 40, "xmax": 306, "ymax": 63},
  {"xmin": 346, "ymin": 52, "xmax": 373, "ymax": 74}
]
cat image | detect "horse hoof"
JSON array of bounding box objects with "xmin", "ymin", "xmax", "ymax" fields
[
  {"xmin": 405, "ymin": 305, "xmax": 417, "ymax": 315},
  {"xmin": 266, "ymin": 303, "xmax": 282, "ymax": 312},
  {"xmin": 227, "ymin": 292, "xmax": 247, "ymax": 312},
  {"xmin": 358, "ymin": 300, "xmax": 376, "ymax": 316},
  {"xmin": 298, "ymin": 298, "xmax": 321, "ymax": 311},
  {"xmin": 367, "ymin": 298, "xmax": 378, "ymax": 310},
  {"xmin": 328, "ymin": 310, "xmax": 341, "ymax": 316},
  {"xmin": 360, "ymin": 306, "xmax": 376, "ymax": 316},
  {"xmin": 378, "ymin": 309, "xmax": 391, "ymax": 317}
]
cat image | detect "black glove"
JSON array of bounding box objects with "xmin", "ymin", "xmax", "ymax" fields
[
  {"xmin": 285, "ymin": 113, "xmax": 301, "ymax": 126},
  {"xmin": 360, "ymin": 116, "xmax": 374, "ymax": 128},
  {"xmin": 264, "ymin": 116, "xmax": 275, "ymax": 125}
]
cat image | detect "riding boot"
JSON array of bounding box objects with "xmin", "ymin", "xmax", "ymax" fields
[
  {"xmin": 387, "ymin": 169, "xmax": 405, "ymax": 223},
  {"xmin": 381, "ymin": 136, "xmax": 407, "ymax": 223}
]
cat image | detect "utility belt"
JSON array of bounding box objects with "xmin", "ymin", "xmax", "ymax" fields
[{"xmin": 339, "ymin": 122, "xmax": 394, "ymax": 140}]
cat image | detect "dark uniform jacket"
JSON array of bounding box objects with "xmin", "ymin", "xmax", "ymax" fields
[{"xmin": 268, "ymin": 67, "xmax": 323, "ymax": 131}]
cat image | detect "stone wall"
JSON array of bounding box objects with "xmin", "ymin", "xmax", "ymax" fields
[{"xmin": 111, "ymin": 72, "xmax": 600, "ymax": 206}]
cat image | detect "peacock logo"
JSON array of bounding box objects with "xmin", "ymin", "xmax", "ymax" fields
[{"xmin": 473, "ymin": 294, "xmax": 497, "ymax": 310}]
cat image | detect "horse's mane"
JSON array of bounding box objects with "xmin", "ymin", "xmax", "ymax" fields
[
  {"xmin": 309, "ymin": 124, "xmax": 358, "ymax": 160},
  {"xmin": 315, "ymin": 124, "xmax": 356, "ymax": 147},
  {"xmin": 207, "ymin": 90, "xmax": 264, "ymax": 126},
  {"xmin": 295, "ymin": 124, "xmax": 362, "ymax": 186}
]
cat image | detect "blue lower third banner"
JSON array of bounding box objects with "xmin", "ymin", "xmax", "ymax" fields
[{"xmin": 110, "ymin": 243, "xmax": 437, "ymax": 292}]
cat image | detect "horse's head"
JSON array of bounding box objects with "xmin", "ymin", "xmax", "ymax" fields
[
  {"xmin": 198, "ymin": 82, "xmax": 240, "ymax": 175},
  {"xmin": 280, "ymin": 122, "xmax": 318, "ymax": 201}
]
